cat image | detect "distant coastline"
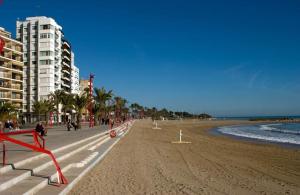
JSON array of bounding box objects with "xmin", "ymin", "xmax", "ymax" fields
[{"xmin": 216, "ymin": 116, "xmax": 300, "ymax": 121}]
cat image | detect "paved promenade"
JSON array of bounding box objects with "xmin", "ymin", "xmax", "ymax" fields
[{"xmin": 0, "ymin": 121, "xmax": 134, "ymax": 195}]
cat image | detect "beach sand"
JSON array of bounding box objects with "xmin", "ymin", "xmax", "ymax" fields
[{"xmin": 70, "ymin": 120, "xmax": 300, "ymax": 195}]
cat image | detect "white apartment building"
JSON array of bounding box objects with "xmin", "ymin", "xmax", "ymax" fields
[
  {"xmin": 71, "ymin": 52, "xmax": 80, "ymax": 94},
  {"xmin": 16, "ymin": 16, "xmax": 78, "ymax": 122}
]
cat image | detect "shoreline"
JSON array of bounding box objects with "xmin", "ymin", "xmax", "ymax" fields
[
  {"xmin": 210, "ymin": 123, "xmax": 300, "ymax": 149},
  {"xmin": 70, "ymin": 120, "xmax": 300, "ymax": 195}
]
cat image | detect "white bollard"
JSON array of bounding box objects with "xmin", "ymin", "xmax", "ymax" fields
[
  {"xmin": 57, "ymin": 171, "xmax": 60, "ymax": 184},
  {"xmin": 172, "ymin": 129, "xmax": 191, "ymax": 144},
  {"xmin": 152, "ymin": 121, "xmax": 161, "ymax": 129},
  {"xmin": 179, "ymin": 130, "xmax": 182, "ymax": 143}
]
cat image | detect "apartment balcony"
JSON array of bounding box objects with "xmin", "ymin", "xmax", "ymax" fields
[
  {"xmin": 63, "ymin": 55, "xmax": 71, "ymax": 62},
  {"xmin": 63, "ymin": 48, "xmax": 71, "ymax": 55},
  {"xmin": 12, "ymin": 102, "xmax": 22, "ymax": 109},
  {"xmin": 0, "ymin": 55, "xmax": 23, "ymax": 66},
  {"xmin": 11, "ymin": 84, "xmax": 22, "ymax": 91},
  {"xmin": 62, "ymin": 69, "xmax": 71, "ymax": 75},
  {"xmin": 61, "ymin": 82, "xmax": 70, "ymax": 88},
  {"xmin": 11, "ymin": 94, "xmax": 23, "ymax": 101},
  {"xmin": 4, "ymin": 44, "xmax": 23, "ymax": 55},
  {"xmin": 63, "ymin": 41, "xmax": 71, "ymax": 48},
  {"xmin": 0, "ymin": 82, "xmax": 11, "ymax": 89},
  {"xmin": 62, "ymin": 61, "xmax": 70, "ymax": 68},
  {"xmin": 11, "ymin": 65, "xmax": 23, "ymax": 73},
  {"xmin": 12, "ymin": 74, "xmax": 23, "ymax": 82},
  {"xmin": 0, "ymin": 72, "xmax": 11, "ymax": 79},
  {"xmin": 0, "ymin": 61, "xmax": 12, "ymax": 69},
  {"xmin": 0, "ymin": 93, "xmax": 11, "ymax": 99},
  {"xmin": 62, "ymin": 76, "xmax": 70, "ymax": 81}
]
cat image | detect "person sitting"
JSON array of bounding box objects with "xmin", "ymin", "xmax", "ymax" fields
[{"xmin": 35, "ymin": 122, "xmax": 46, "ymax": 136}]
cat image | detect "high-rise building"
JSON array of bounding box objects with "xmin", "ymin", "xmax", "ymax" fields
[
  {"xmin": 0, "ymin": 27, "xmax": 24, "ymax": 111},
  {"xmin": 16, "ymin": 16, "xmax": 79, "ymax": 122},
  {"xmin": 71, "ymin": 52, "xmax": 80, "ymax": 94},
  {"xmin": 61, "ymin": 38, "xmax": 72, "ymax": 93}
]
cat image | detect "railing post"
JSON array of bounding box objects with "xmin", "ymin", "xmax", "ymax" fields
[{"xmin": 2, "ymin": 142, "xmax": 5, "ymax": 166}]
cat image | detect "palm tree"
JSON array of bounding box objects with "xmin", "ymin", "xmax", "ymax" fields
[
  {"xmin": 0, "ymin": 102, "xmax": 17, "ymax": 122},
  {"xmin": 92, "ymin": 103, "xmax": 101, "ymax": 125},
  {"xmin": 32, "ymin": 100, "xmax": 48, "ymax": 122},
  {"xmin": 61, "ymin": 93, "xmax": 74, "ymax": 124},
  {"xmin": 130, "ymin": 103, "xmax": 144, "ymax": 118},
  {"xmin": 73, "ymin": 94, "xmax": 88, "ymax": 129},
  {"xmin": 48, "ymin": 90, "xmax": 64, "ymax": 125},
  {"xmin": 114, "ymin": 96, "xmax": 128, "ymax": 122},
  {"xmin": 94, "ymin": 87, "xmax": 113, "ymax": 124},
  {"xmin": 43, "ymin": 100, "xmax": 55, "ymax": 125}
]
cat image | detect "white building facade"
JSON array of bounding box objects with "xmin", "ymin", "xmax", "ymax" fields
[
  {"xmin": 16, "ymin": 16, "xmax": 79, "ymax": 122},
  {"xmin": 71, "ymin": 52, "xmax": 80, "ymax": 95}
]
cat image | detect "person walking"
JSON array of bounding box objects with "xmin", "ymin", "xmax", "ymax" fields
[
  {"xmin": 71, "ymin": 121, "xmax": 78, "ymax": 131},
  {"xmin": 67, "ymin": 120, "xmax": 72, "ymax": 131}
]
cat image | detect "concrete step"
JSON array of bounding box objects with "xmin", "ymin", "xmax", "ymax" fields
[{"xmin": 0, "ymin": 121, "xmax": 134, "ymax": 195}]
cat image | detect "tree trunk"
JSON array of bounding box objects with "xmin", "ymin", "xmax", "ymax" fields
[
  {"xmin": 94, "ymin": 113, "xmax": 98, "ymax": 126},
  {"xmin": 38, "ymin": 111, "xmax": 40, "ymax": 122},
  {"xmin": 77, "ymin": 113, "xmax": 82, "ymax": 129},
  {"xmin": 63, "ymin": 109, "xmax": 66, "ymax": 124},
  {"xmin": 56, "ymin": 103, "xmax": 59, "ymax": 125},
  {"xmin": 45, "ymin": 113, "xmax": 48, "ymax": 125}
]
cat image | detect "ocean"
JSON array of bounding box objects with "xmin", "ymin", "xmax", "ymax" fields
[{"xmin": 216, "ymin": 123, "xmax": 300, "ymax": 146}]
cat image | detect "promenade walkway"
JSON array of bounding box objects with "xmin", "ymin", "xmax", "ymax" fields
[{"xmin": 0, "ymin": 121, "xmax": 134, "ymax": 195}]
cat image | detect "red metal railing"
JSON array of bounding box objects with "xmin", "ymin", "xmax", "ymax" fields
[{"xmin": 0, "ymin": 129, "xmax": 67, "ymax": 185}]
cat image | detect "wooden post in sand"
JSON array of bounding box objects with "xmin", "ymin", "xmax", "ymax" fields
[
  {"xmin": 152, "ymin": 121, "xmax": 161, "ymax": 130},
  {"xmin": 172, "ymin": 130, "xmax": 191, "ymax": 144}
]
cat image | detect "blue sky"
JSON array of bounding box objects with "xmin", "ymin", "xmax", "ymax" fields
[{"xmin": 1, "ymin": 0, "xmax": 300, "ymax": 116}]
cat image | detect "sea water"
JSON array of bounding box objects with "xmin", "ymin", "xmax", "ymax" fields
[{"xmin": 217, "ymin": 123, "xmax": 300, "ymax": 145}]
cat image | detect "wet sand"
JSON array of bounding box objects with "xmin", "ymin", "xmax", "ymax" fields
[{"xmin": 70, "ymin": 120, "xmax": 300, "ymax": 195}]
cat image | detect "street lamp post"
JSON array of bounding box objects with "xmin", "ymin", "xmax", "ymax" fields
[{"xmin": 89, "ymin": 74, "xmax": 94, "ymax": 128}]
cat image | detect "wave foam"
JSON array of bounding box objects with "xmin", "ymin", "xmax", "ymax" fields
[{"xmin": 218, "ymin": 126, "xmax": 300, "ymax": 145}]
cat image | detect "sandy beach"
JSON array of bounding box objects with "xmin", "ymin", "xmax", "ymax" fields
[{"xmin": 70, "ymin": 120, "xmax": 300, "ymax": 195}]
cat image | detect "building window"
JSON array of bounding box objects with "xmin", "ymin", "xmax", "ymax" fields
[
  {"xmin": 40, "ymin": 60, "xmax": 53, "ymax": 65},
  {"xmin": 40, "ymin": 78, "xmax": 50, "ymax": 82},
  {"xmin": 32, "ymin": 34, "xmax": 37, "ymax": 38},
  {"xmin": 40, "ymin": 51, "xmax": 53, "ymax": 56},
  {"xmin": 32, "ymin": 61, "xmax": 37, "ymax": 65},
  {"xmin": 40, "ymin": 69, "xmax": 47, "ymax": 74},
  {"xmin": 32, "ymin": 52, "xmax": 37, "ymax": 57},
  {"xmin": 32, "ymin": 25, "xmax": 37, "ymax": 30},
  {"xmin": 40, "ymin": 25, "xmax": 54, "ymax": 30},
  {"xmin": 40, "ymin": 86, "xmax": 50, "ymax": 92},
  {"xmin": 40, "ymin": 33, "xmax": 54, "ymax": 39},
  {"xmin": 40, "ymin": 33, "xmax": 47, "ymax": 39}
]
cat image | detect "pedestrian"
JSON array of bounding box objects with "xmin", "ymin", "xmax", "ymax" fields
[
  {"xmin": 35, "ymin": 121, "xmax": 46, "ymax": 136},
  {"xmin": 0, "ymin": 121, "xmax": 3, "ymax": 133},
  {"xmin": 71, "ymin": 121, "xmax": 78, "ymax": 131},
  {"xmin": 4, "ymin": 120, "xmax": 10, "ymax": 131},
  {"xmin": 9, "ymin": 120, "xmax": 14, "ymax": 130},
  {"xmin": 67, "ymin": 120, "xmax": 72, "ymax": 131}
]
